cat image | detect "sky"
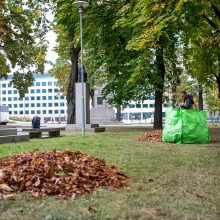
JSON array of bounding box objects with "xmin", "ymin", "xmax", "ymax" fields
[
  {"xmin": 45, "ymin": 12, "xmax": 58, "ymax": 72},
  {"xmin": 45, "ymin": 30, "xmax": 58, "ymax": 71}
]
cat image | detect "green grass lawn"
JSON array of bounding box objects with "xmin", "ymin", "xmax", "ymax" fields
[{"xmin": 0, "ymin": 126, "xmax": 219, "ymax": 220}]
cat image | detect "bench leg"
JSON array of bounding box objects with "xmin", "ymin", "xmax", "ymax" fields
[
  {"xmin": 49, "ymin": 131, "xmax": 60, "ymax": 137},
  {"xmin": 29, "ymin": 132, "xmax": 42, "ymax": 138}
]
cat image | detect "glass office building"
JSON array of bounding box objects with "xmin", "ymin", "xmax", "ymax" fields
[{"xmin": 0, "ymin": 74, "xmax": 67, "ymax": 122}]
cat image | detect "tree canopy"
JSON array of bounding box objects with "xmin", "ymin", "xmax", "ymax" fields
[{"xmin": 0, "ymin": 0, "xmax": 50, "ymax": 97}]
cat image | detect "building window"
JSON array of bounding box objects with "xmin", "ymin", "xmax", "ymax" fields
[
  {"xmin": 48, "ymin": 110, "xmax": 53, "ymax": 114},
  {"xmin": 37, "ymin": 110, "xmax": 41, "ymax": 114},
  {"xmin": 36, "ymin": 96, "xmax": 41, "ymax": 100},
  {"xmin": 143, "ymin": 104, "xmax": 148, "ymax": 108},
  {"xmin": 36, "ymin": 89, "xmax": 41, "ymax": 93},
  {"xmin": 60, "ymin": 96, "xmax": 64, "ymax": 99},
  {"xmin": 31, "ymin": 103, "xmax": 35, "ymax": 107},
  {"xmin": 42, "ymin": 82, "xmax": 46, "ymax": 86},
  {"xmin": 48, "ymin": 82, "xmax": 52, "ymax": 86},
  {"xmin": 48, "ymin": 103, "xmax": 53, "ymax": 107},
  {"xmin": 61, "ymin": 110, "xmax": 65, "ymax": 114},
  {"xmin": 36, "ymin": 82, "xmax": 40, "ymax": 86},
  {"xmin": 8, "ymin": 104, "xmax": 12, "ymax": 108},
  {"xmin": 2, "ymin": 90, "xmax": 6, "ymax": 94},
  {"xmin": 37, "ymin": 103, "xmax": 41, "ymax": 107},
  {"xmin": 60, "ymin": 102, "xmax": 64, "ymax": 107},
  {"xmin": 2, "ymin": 84, "xmax": 6, "ymax": 88},
  {"xmin": 164, "ymin": 103, "xmax": 168, "ymax": 107},
  {"xmin": 25, "ymin": 103, "xmax": 29, "ymax": 108},
  {"xmin": 54, "ymin": 110, "xmax": 58, "ymax": 114},
  {"xmin": 48, "ymin": 96, "xmax": 53, "ymax": 100},
  {"xmin": 48, "ymin": 89, "xmax": 53, "ymax": 93},
  {"xmin": 129, "ymin": 113, "xmax": 141, "ymax": 120},
  {"xmin": 19, "ymin": 104, "xmax": 23, "ymax": 108},
  {"xmin": 150, "ymin": 104, "xmax": 155, "ymax": 108},
  {"xmin": 30, "ymin": 89, "xmax": 35, "ymax": 94},
  {"xmin": 2, "ymin": 97, "xmax": 6, "ymax": 101},
  {"xmin": 25, "ymin": 97, "xmax": 29, "ymax": 101},
  {"xmin": 31, "ymin": 96, "xmax": 35, "ymax": 101},
  {"xmin": 43, "ymin": 110, "xmax": 47, "ymax": 114},
  {"xmin": 54, "ymin": 88, "xmax": 58, "ymax": 93},
  {"xmin": 42, "ymin": 96, "xmax": 47, "ymax": 100},
  {"xmin": 19, "ymin": 111, "xmax": 23, "ymax": 115},
  {"xmin": 42, "ymin": 89, "xmax": 47, "ymax": 93},
  {"xmin": 143, "ymin": 112, "xmax": 153, "ymax": 119},
  {"xmin": 148, "ymin": 96, "xmax": 155, "ymax": 100},
  {"xmin": 121, "ymin": 113, "xmax": 128, "ymax": 120},
  {"xmin": 8, "ymin": 97, "xmax": 12, "ymax": 101},
  {"xmin": 8, "ymin": 83, "xmax": 12, "ymax": 87},
  {"xmin": 54, "ymin": 81, "xmax": 58, "ymax": 86},
  {"xmin": 136, "ymin": 103, "xmax": 141, "ymax": 108},
  {"xmin": 25, "ymin": 110, "xmax": 29, "ymax": 114},
  {"xmin": 8, "ymin": 90, "xmax": 12, "ymax": 94},
  {"xmin": 14, "ymin": 104, "xmax": 17, "ymax": 108},
  {"xmin": 14, "ymin": 111, "xmax": 18, "ymax": 114},
  {"xmin": 54, "ymin": 103, "xmax": 58, "ymax": 107},
  {"xmin": 9, "ymin": 111, "xmax": 12, "ymax": 114},
  {"xmin": 42, "ymin": 103, "xmax": 47, "ymax": 107},
  {"xmin": 97, "ymin": 97, "xmax": 103, "ymax": 105},
  {"xmin": 13, "ymin": 90, "xmax": 17, "ymax": 94},
  {"xmin": 31, "ymin": 110, "xmax": 35, "ymax": 114},
  {"xmin": 54, "ymin": 96, "xmax": 58, "ymax": 100},
  {"xmin": 129, "ymin": 104, "xmax": 135, "ymax": 108}
]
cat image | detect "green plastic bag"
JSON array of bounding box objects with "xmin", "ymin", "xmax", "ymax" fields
[{"xmin": 162, "ymin": 108, "xmax": 210, "ymax": 144}]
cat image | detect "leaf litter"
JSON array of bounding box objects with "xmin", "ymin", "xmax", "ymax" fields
[
  {"xmin": 0, "ymin": 150, "xmax": 131, "ymax": 199},
  {"xmin": 137, "ymin": 130, "xmax": 162, "ymax": 142}
]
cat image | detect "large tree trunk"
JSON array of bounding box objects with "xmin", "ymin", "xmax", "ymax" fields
[
  {"xmin": 171, "ymin": 81, "xmax": 177, "ymax": 108},
  {"xmin": 215, "ymin": 74, "xmax": 220, "ymax": 99},
  {"xmin": 154, "ymin": 46, "xmax": 165, "ymax": 129},
  {"xmin": 116, "ymin": 106, "xmax": 121, "ymax": 121},
  {"xmin": 198, "ymin": 84, "xmax": 203, "ymax": 110},
  {"xmin": 66, "ymin": 46, "xmax": 80, "ymax": 124}
]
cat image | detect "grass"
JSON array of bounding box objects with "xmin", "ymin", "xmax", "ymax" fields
[{"xmin": 0, "ymin": 125, "xmax": 219, "ymax": 220}]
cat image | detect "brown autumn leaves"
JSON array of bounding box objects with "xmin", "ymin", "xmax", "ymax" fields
[
  {"xmin": 0, "ymin": 150, "xmax": 131, "ymax": 199},
  {"xmin": 137, "ymin": 130, "xmax": 162, "ymax": 142}
]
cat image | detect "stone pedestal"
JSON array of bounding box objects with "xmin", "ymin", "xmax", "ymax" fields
[
  {"xmin": 75, "ymin": 83, "xmax": 90, "ymax": 125},
  {"xmin": 90, "ymin": 87, "xmax": 116, "ymax": 124}
]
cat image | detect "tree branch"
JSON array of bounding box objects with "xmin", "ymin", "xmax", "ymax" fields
[
  {"xmin": 211, "ymin": 4, "xmax": 220, "ymax": 20},
  {"xmin": 201, "ymin": 13, "xmax": 219, "ymax": 31}
]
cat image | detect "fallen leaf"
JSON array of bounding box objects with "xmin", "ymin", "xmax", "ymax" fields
[
  {"xmin": 34, "ymin": 178, "xmax": 41, "ymax": 187},
  {"xmin": 0, "ymin": 183, "xmax": 14, "ymax": 192}
]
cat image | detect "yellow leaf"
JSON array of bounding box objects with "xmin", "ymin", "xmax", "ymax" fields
[{"xmin": 15, "ymin": 7, "xmax": 23, "ymax": 13}]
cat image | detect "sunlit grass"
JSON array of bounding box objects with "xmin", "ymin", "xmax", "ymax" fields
[{"xmin": 0, "ymin": 126, "xmax": 219, "ymax": 220}]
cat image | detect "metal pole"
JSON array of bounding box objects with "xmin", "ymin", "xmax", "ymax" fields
[
  {"xmin": 0, "ymin": 80, "xmax": 1, "ymax": 122},
  {"xmin": 58, "ymin": 90, "xmax": 61, "ymax": 123},
  {"xmin": 79, "ymin": 7, "xmax": 85, "ymax": 136}
]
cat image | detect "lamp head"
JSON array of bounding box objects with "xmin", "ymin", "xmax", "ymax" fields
[{"xmin": 72, "ymin": 1, "xmax": 89, "ymax": 9}]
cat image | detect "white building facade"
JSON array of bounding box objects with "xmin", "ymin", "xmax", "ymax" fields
[
  {"xmin": 120, "ymin": 96, "xmax": 168, "ymax": 124},
  {"xmin": 0, "ymin": 74, "xmax": 67, "ymax": 122},
  {"xmin": 0, "ymin": 74, "xmax": 170, "ymax": 124}
]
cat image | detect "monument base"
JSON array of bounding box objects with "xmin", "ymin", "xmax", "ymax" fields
[{"xmin": 65, "ymin": 124, "xmax": 94, "ymax": 131}]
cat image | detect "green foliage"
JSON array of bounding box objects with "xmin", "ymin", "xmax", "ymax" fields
[
  {"xmin": 0, "ymin": 0, "xmax": 51, "ymax": 97},
  {"xmin": 205, "ymin": 84, "xmax": 220, "ymax": 112}
]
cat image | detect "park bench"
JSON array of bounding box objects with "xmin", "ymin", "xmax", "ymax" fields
[{"xmin": 22, "ymin": 127, "xmax": 65, "ymax": 138}]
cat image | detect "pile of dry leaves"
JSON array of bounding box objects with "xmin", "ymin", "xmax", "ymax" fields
[
  {"xmin": 137, "ymin": 130, "xmax": 162, "ymax": 142},
  {"xmin": 0, "ymin": 150, "xmax": 131, "ymax": 199}
]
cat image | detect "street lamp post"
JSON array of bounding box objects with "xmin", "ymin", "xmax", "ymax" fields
[{"xmin": 73, "ymin": 1, "xmax": 89, "ymax": 136}]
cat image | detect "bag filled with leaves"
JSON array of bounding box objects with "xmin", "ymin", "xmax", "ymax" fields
[{"xmin": 162, "ymin": 108, "xmax": 210, "ymax": 144}]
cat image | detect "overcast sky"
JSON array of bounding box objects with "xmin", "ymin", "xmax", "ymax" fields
[{"xmin": 45, "ymin": 12, "xmax": 58, "ymax": 72}]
